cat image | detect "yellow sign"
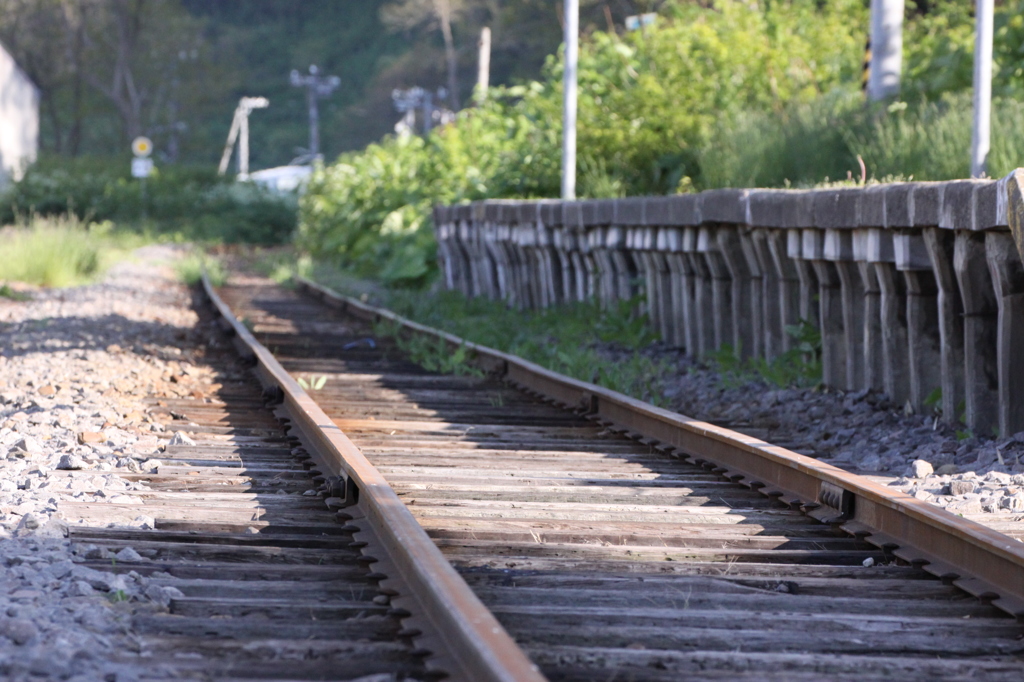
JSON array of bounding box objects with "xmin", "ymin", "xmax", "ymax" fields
[{"xmin": 132, "ymin": 136, "xmax": 153, "ymax": 158}]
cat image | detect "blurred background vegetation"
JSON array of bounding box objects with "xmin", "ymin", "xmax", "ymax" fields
[{"xmin": 4, "ymin": 0, "xmax": 1024, "ymax": 288}]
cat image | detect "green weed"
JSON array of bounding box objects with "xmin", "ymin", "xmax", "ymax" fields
[
  {"xmin": 297, "ymin": 375, "xmax": 328, "ymax": 390},
  {"xmin": 0, "ymin": 214, "xmax": 142, "ymax": 287},
  {"xmin": 707, "ymin": 320, "xmax": 822, "ymax": 389},
  {"xmin": 175, "ymin": 253, "xmax": 226, "ymax": 286},
  {"xmin": 366, "ymin": 286, "xmax": 671, "ymax": 404}
]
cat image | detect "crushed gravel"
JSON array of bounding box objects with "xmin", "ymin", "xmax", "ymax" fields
[
  {"xmin": 0, "ymin": 244, "xmax": 219, "ymax": 680},
  {"xmin": 652, "ymin": 350, "xmax": 1024, "ymax": 538}
]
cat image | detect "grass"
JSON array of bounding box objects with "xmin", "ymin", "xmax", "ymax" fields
[
  {"xmin": 246, "ymin": 250, "xmax": 674, "ymax": 403},
  {"xmin": 0, "ymin": 213, "xmax": 145, "ymax": 288},
  {"xmin": 706, "ymin": 320, "xmax": 823, "ymax": 389},
  {"xmin": 371, "ymin": 287, "xmax": 673, "ymax": 406},
  {"xmin": 175, "ymin": 252, "xmax": 227, "ymax": 286}
]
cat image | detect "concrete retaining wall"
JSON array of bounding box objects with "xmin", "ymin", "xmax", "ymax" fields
[{"xmin": 433, "ymin": 170, "xmax": 1024, "ymax": 437}]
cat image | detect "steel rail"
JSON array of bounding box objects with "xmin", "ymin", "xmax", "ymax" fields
[
  {"xmin": 295, "ymin": 275, "xmax": 1024, "ymax": 621},
  {"xmin": 201, "ymin": 274, "xmax": 546, "ymax": 682}
]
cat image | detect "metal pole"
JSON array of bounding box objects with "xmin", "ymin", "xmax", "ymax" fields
[
  {"xmin": 477, "ymin": 27, "xmax": 491, "ymax": 103},
  {"xmin": 562, "ymin": 0, "xmax": 578, "ymax": 200},
  {"xmin": 971, "ymin": 0, "xmax": 994, "ymax": 178},
  {"xmin": 867, "ymin": 0, "xmax": 904, "ymax": 101},
  {"xmin": 423, "ymin": 90, "xmax": 434, "ymax": 135},
  {"xmin": 239, "ymin": 108, "xmax": 249, "ymax": 177},
  {"xmin": 218, "ymin": 111, "xmax": 241, "ymax": 175},
  {"xmin": 308, "ymin": 87, "xmax": 320, "ymax": 159}
]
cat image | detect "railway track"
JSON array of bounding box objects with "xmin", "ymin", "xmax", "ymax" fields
[
  {"xmin": 202, "ymin": 272, "xmax": 1024, "ymax": 681},
  {"xmin": 64, "ymin": 295, "xmax": 488, "ymax": 681}
]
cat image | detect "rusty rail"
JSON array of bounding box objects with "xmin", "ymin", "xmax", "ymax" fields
[
  {"xmin": 202, "ymin": 274, "xmax": 546, "ymax": 682},
  {"xmin": 296, "ymin": 275, "xmax": 1024, "ymax": 621}
]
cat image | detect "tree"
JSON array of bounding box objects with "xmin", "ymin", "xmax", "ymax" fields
[{"xmin": 381, "ymin": 0, "xmax": 465, "ymax": 110}]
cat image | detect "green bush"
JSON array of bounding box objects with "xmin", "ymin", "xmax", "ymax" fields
[
  {"xmin": 2, "ymin": 156, "xmax": 297, "ymax": 244},
  {"xmin": 300, "ymin": 0, "xmax": 866, "ymax": 286}
]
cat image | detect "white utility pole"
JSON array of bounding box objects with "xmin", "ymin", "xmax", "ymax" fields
[
  {"xmin": 867, "ymin": 0, "xmax": 904, "ymax": 100},
  {"xmin": 971, "ymin": 0, "xmax": 994, "ymax": 178},
  {"xmin": 218, "ymin": 97, "xmax": 269, "ymax": 178},
  {"xmin": 476, "ymin": 27, "xmax": 491, "ymax": 103},
  {"xmin": 562, "ymin": 0, "xmax": 579, "ymax": 200},
  {"xmin": 290, "ymin": 65, "xmax": 341, "ymax": 160}
]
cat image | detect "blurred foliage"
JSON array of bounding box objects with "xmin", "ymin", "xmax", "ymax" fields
[
  {"xmin": 378, "ymin": 288, "xmax": 671, "ymax": 405},
  {"xmin": 300, "ymin": 0, "xmax": 867, "ymax": 285},
  {"xmin": 0, "ymin": 214, "xmax": 147, "ymax": 288},
  {"xmin": 2, "ymin": 157, "xmax": 297, "ymax": 245},
  {"xmin": 300, "ymin": 0, "xmax": 1024, "ymax": 287}
]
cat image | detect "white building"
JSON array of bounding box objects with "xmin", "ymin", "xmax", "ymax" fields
[{"xmin": 0, "ymin": 41, "xmax": 39, "ymax": 188}]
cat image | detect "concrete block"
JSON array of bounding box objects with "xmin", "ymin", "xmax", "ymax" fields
[
  {"xmin": 667, "ymin": 194, "xmax": 702, "ymax": 226},
  {"xmin": 852, "ymin": 229, "xmax": 869, "ymax": 261},
  {"xmin": 801, "ymin": 229, "xmax": 825, "ymax": 260},
  {"xmin": 786, "ymin": 229, "xmax": 802, "ymax": 260},
  {"xmin": 858, "ymin": 262, "xmax": 885, "ymax": 391},
  {"xmin": 780, "ymin": 191, "xmax": 816, "ymax": 228},
  {"xmin": 515, "ymin": 202, "xmax": 536, "ymax": 224},
  {"xmin": 539, "ymin": 201, "xmax": 556, "ymax": 226},
  {"xmin": 923, "ymin": 227, "xmax": 966, "ymax": 425},
  {"xmin": 579, "ymin": 200, "xmax": 598, "ymax": 226},
  {"xmin": 876, "ymin": 263, "xmax": 911, "ymax": 406},
  {"xmin": 748, "ymin": 190, "xmax": 816, "ymax": 229},
  {"xmin": 501, "ymin": 201, "xmax": 522, "ymax": 224},
  {"xmin": 1002, "ymin": 168, "xmax": 1024, "ymax": 261},
  {"xmin": 973, "ymin": 180, "xmax": 1000, "ymax": 230},
  {"xmin": 471, "ymin": 202, "xmax": 487, "ymax": 221},
  {"xmin": 985, "ymin": 231, "xmax": 1024, "ymax": 436},
  {"xmin": 812, "ymin": 260, "xmax": 847, "ymax": 389},
  {"xmin": 908, "ymin": 182, "xmax": 943, "ymax": 226},
  {"xmin": 895, "ymin": 233, "xmax": 932, "ymax": 271},
  {"xmin": 812, "ymin": 188, "xmax": 859, "ymax": 229},
  {"xmin": 615, "ymin": 197, "xmax": 645, "ymax": 225},
  {"xmin": 882, "ymin": 183, "xmax": 914, "ymax": 228},
  {"xmin": 701, "ymin": 188, "xmax": 748, "ymax": 225},
  {"xmin": 751, "ymin": 229, "xmax": 783, "ymax": 358},
  {"xmin": 682, "ymin": 226, "xmax": 698, "ymax": 253},
  {"xmin": 605, "ymin": 225, "xmax": 627, "ymax": 250},
  {"xmin": 857, "ymin": 185, "xmax": 887, "ymax": 228},
  {"xmin": 696, "ymin": 226, "xmax": 716, "ymax": 254},
  {"xmin": 824, "ymin": 229, "xmax": 855, "ymax": 261},
  {"xmin": 595, "ymin": 199, "xmax": 615, "ymax": 225},
  {"xmin": 954, "ymin": 231, "xmax": 1000, "ymax": 435},
  {"xmin": 664, "ymin": 252, "xmax": 694, "ymax": 350},
  {"xmin": 747, "ymin": 190, "xmax": 789, "ymax": 228},
  {"xmin": 657, "ymin": 227, "xmax": 683, "ymax": 252},
  {"xmin": 718, "ymin": 227, "xmax": 760, "ymax": 358},
  {"xmin": 866, "ymin": 229, "xmax": 895, "ymax": 263},
  {"xmin": 835, "ymin": 261, "xmax": 866, "ymax": 389},
  {"xmin": 644, "ymin": 197, "xmax": 672, "ymax": 226},
  {"xmin": 939, "ymin": 181, "xmax": 977, "ymax": 230},
  {"xmin": 904, "ymin": 270, "xmax": 943, "ymax": 414},
  {"xmin": 562, "ymin": 201, "xmax": 583, "ymax": 229}
]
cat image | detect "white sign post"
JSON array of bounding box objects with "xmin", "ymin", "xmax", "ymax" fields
[
  {"xmin": 131, "ymin": 136, "xmax": 153, "ymax": 178},
  {"xmin": 131, "ymin": 136, "xmax": 153, "ymax": 221}
]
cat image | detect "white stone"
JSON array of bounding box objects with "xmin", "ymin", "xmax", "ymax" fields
[
  {"xmin": 910, "ymin": 459, "xmax": 934, "ymax": 478},
  {"xmin": 168, "ymin": 431, "xmax": 196, "ymax": 447},
  {"xmin": 56, "ymin": 454, "xmax": 86, "ymax": 470}
]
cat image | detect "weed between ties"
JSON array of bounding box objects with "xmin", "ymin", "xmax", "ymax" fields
[{"xmin": 369, "ymin": 292, "xmax": 671, "ymax": 403}]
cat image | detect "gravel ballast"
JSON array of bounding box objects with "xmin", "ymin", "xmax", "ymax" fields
[
  {"xmin": 657, "ymin": 356, "xmax": 1024, "ymax": 538},
  {"xmin": 0, "ymin": 245, "xmax": 219, "ymax": 680}
]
